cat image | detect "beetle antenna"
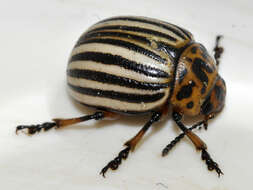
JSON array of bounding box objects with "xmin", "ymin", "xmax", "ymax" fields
[{"xmin": 213, "ymin": 35, "xmax": 224, "ymax": 66}]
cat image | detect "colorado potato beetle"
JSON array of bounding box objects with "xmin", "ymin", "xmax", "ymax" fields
[{"xmin": 16, "ymin": 16, "xmax": 226, "ymax": 177}]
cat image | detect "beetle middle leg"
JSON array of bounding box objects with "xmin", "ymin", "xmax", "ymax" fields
[
  {"xmin": 16, "ymin": 111, "xmax": 117, "ymax": 135},
  {"xmin": 171, "ymin": 111, "xmax": 223, "ymax": 177},
  {"xmin": 213, "ymin": 35, "xmax": 224, "ymax": 66},
  {"xmin": 100, "ymin": 109, "xmax": 167, "ymax": 177}
]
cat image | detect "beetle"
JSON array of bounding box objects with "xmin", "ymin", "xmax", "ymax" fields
[{"xmin": 16, "ymin": 16, "xmax": 226, "ymax": 177}]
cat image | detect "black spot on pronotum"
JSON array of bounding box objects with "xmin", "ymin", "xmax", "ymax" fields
[
  {"xmin": 194, "ymin": 58, "xmax": 214, "ymax": 73},
  {"xmin": 192, "ymin": 58, "xmax": 209, "ymax": 85},
  {"xmin": 186, "ymin": 101, "xmax": 194, "ymax": 109},
  {"xmin": 185, "ymin": 57, "xmax": 193, "ymax": 62},
  {"xmin": 191, "ymin": 46, "xmax": 197, "ymax": 54},
  {"xmin": 192, "ymin": 58, "xmax": 214, "ymax": 94},
  {"xmin": 176, "ymin": 81, "xmax": 196, "ymax": 100}
]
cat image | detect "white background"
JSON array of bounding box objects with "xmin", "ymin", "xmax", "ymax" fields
[{"xmin": 1, "ymin": 0, "xmax": 253, "ymax": 189}]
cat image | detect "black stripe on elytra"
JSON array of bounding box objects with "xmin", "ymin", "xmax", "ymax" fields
[
  {"xmin": 68, "ymin": 83, "xmax": 165, "ymax": 103},
  {"xmin": 155, "ymin": 41, "xmax": 179, "ymax": 59},
  {"xmin": 76, "ymin": 38, "xmax": 167, "ymax": 64},
  {"xmin": 83, "ymin": 31, "xmax": 179, "ymax": 58},
  {"xmin": 176, "ymin": 81, "xmax": 196, "ymax": 100},
  {"xmin": 84, "ymin": 31, "xmax": 151, "ymax": 44},
  {"xmin": 192, "ymin": 58, "xmax": 214, "ymax": 94},
  {"xmin": 98, "ymin": 17, "xmax": 188, "ymax": 40},
  {"xmin": 86, "ymin": 25, "xmax": 177, "ymax": 42},
  {"xmin": 67, "ymin": 69, "xmax": 169, "ymax": 91},
  {"xmin": 70, "ymin": 52, "xmax": 169, "ymax": 78},
  {"xmin": 170, "ymin": 23, "xmax": 192, "ymax": 39},
  {"xmin": 78, "ymin": 101, "xmax": 154, "ymax": 115}
]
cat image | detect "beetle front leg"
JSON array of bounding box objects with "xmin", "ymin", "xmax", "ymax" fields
[
  {"xmin": 162, "ymin": 113, "xmax": 215, "ymax": 156},
  {"xmin": 172, "ymin": 111, "xmax": 223, "ymax": 177},
  {"xmin": 162, "ymin": 120, "xmax": 204, "ymax": 156}
]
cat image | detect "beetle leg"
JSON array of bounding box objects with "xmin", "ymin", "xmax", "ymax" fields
[
  {"xmin": 202, "ymin": 113, "xmax": 215, "ymax": 130},
  {"xmin": 172, "ymin": 111, "xmax": 223, "ymax": 177},
  {"xmin": 100, "ymin": 111, "xmax": 162, "ymax": 177},
  {"xmin": 162, "ymin": 120, "xmax": 204, "ymax": 156},
  {"xmin": 162, "ymin": 113, "xmax": 215, "ymax": 156},
  {"xmin": 16, "ymin": 111, "xmax": 117, "ymax": 135},
  {"xmin": 213, "ymin": 35, "xmax": 224, "ymax": 66}
]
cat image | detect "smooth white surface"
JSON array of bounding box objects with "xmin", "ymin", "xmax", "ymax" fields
[{"xmin": 1, "ymin": 0, "xmax": 253, "ymax": 189}]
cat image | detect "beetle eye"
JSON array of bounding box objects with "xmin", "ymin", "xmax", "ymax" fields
[
  {"xmin": 201, "ymin": 96, "xmax": 213, "ymax": 115},
  {"xmin": 201, "ymin": 76, "xmax": 226, "ymax": 115}
]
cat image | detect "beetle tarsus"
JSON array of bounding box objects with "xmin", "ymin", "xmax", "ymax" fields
[
  {"xmin": 16, "ymin": 122, "xmax": 57, "ymax": 135},
  {"xmin": 100, "ymin": 146, "xmax": 130, "ymax": 177},
  {"xmin": 201, "ymin": 149, "xmax": 223, "ymax": 177}
]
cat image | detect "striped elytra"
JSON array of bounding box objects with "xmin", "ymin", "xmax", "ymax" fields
[
  {"xmin": 17, "ymin": 16, "xmax": 226, "ymax": 177},
  {"xmin": 67, "ymin": 16, "xmax": 195, "ymax": 114}
]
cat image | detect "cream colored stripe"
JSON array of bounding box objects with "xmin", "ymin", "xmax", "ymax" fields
[
  {"xmin": 88, "ymin": 19, "xmax": 184, "ymax": 43},
  {"xmin": 68, "ymin": 88, "xmax": 169, "ymax": 112},
  {"xmin": 67, "ymin": 76, "xmax": 165, "ymax": 95},
  {"xmin": 75, "ymin": 35, "xmax": 172, "ymax": 64},
  {"xmin": 70, "ymin": 43, "xmax": 171, "ymax": 72},
  {"xmin": 68, "ymin": 61, "xmax": 169, "ymax": 84}
]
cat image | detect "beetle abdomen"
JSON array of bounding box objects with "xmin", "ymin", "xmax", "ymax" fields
[{"xmin": 67, "ymin": 16, "xmax": 193, "ymax": 113}]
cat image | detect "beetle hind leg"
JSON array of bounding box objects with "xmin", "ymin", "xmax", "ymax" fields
[{"xmin": 15, "ymin": 111, "xmax": 116, "ymax": 135}]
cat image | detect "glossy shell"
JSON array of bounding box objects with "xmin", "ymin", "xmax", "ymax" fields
[{"xmin": 67, "ymin": 16, "xmax": 194, "ymax": 113}]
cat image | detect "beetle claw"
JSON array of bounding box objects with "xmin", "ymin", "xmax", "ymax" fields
[{"xmin": 15, "ymin": 122, "xmax": 56, "ymax": 135}]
